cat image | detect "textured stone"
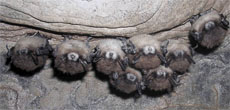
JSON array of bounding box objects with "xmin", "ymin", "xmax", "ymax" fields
[
  {"xmin": 0, "ymin": 0, "xmax": 229, "ymax": 36},
  {"xmin": 0, "ymin": 76, "xmax": 36, "ymax": 110},
  {"xmin": 0, "ymin": 87, "xmax": 18, "ymax": 110}
]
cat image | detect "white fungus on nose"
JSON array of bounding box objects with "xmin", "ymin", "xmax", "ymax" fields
[
  {"xmin": 126, "ymin": 73, "xmax": 136, "ymax": 82},
  {"xmin": 204, "ymin": 21, "xmax": 216, "ymax": 31},
  {"xmin": 143, "ymin": 46, "xmax": 155, "ymax": 55},
  {"xmin": 105, "ymin": 51, "xmax": 117, "ymax": 60},
  {"xmin": 67, "ymin": 52, "xmax": 79, "ymax": 61},
  {"xmin": 157, "ymin": 70, "xmax": 167, "ymax": 77}
]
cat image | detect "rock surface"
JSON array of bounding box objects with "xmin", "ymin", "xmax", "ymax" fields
[{"xmin": 0, "ymin": 0, "xmax": 229, "ymax": 36}]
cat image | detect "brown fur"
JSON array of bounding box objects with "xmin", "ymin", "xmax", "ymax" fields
[
  {"xmin": 147, "ymin": 77, "xmax": 171, "ymax": 91},
  {"xmin": 96, "ymin": 58, "xmax": 123, "ymax": 75},
  {"xmin": 12, "ymin": 54, "xmax": 47, "ymax": 72},
  {"xmin": 200, "ymin": 25, "xmax": 227, "ymax": 48},
  {"xmin": 55, "ymin": 56, "xmax": 91, "ymax": 75},
  {"xmin": 166, "ymin": 40, "xmax": 192, "ymax": 73},
  {"xmin": 166, "ymin": 40, "xmax": 191, "ymax": 55},
  {"xmin": 109, "ymin": 67, "xmax": 142, "ymax": 94},
  {"xmin": 129, "ymin": 54, "xmax": 161, "ymax": 70},
  {"xmin": 145, "ymin": 66, "xmax": 173, "ymax": 91},
  {"xmin": 14, "ymin": 34, "xmax": 48, "ymax": 52},
  {"xmin": 192, "ymin": 11, "xmax": 221, "ymax": 32},
  {"xmin": 97, "ymin": 39, "xmax": 125, "ymax": 58},
  {"xmin": 191, "ymin": 11, "xmax": 227, "ymax": 48},
  {"xmin": 53, "ymin": 40, "xmax": 91, "ymax": 75},
  {"xmin": 10, "ymin": 33, "xmax": 50, "ymax": 71},
  {"xmin": 128, "ymin": 35, "xmax": 162, "ymax": 70},
  {"xmin": 95, "ymin": 39, "xmax": 126, "ymax": 75},
  {"xmin": 169, "ymin": 58, "xmax": 190, "ymax": 73},
  {"xmin": 129, "ymin": 34, "xmax": 161, "ymax": 51},
  {"xmin": 54, "ymin": 40, "xmax": 90, "ymax": 59}
]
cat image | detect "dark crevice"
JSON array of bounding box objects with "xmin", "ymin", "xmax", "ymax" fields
[
  {"xmin": 0, "ymin": 20, "xmax": 94, "ymax": 37},
  {"xmin": 50, "ymin": 58, "xmax": 87, "ymax": 82}
]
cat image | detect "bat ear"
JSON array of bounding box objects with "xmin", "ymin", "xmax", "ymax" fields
[
  {"xmin": 160, "ymin": 40, "xmax": 169, "ymax": 56},
  {"xmin": 6, "ymin": 44, "xmax": 12, "ymax": 58},
  {"xmin": 119, "ymin": 37, "xmax": 136, "ymax": 54},
  {"xmin": 34, "ymin": 32, "xmax": 42, "ymax": 37},
  {"xmin": 62, "ymin": 35, "xmax": 72, "ymax": 41},
  {"xmin": 220, "ymin": 14, "xmax": 230, "ymax": 30},
  {"xmin": 85, "ymin": 37, "xmax": 92, "ymax": 48}
]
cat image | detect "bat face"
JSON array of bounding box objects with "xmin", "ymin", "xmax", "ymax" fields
[
  {"xmin": 53, "ymin": 39, "xmax": 92, "ymax": 75},
  {"xmin": 190, "ymin": 11, "xmax": 229, "ymax": 48},
  {"xmin": 8, "ymin": 32, "xmax": 52, "ymax": 72},
  {"xmin": 94, "ymin": 39, "xmax": 128, "ymax": 75},
  {"xmin": 127, "ymin": 35, "xmax": 164, "ymax": 70},
  {"xmin": 145, "ymin": 66, "xmax": 177, "ymax": 92},
  {"xmin": 163, "ymin": 40, "xmax": 195, "ymax": 73},
  {"xmin": 109, "ymin": 67, "xmax": 143, "ymax": 94}
]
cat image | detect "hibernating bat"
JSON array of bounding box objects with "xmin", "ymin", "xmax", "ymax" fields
[
  {"xmin": 6, "ymin": 32, "xmax": 52, "ymax": 72},
  {"xmin": 109, "ymin": 67, "xmax": 143, "ymax": 94},
  {"xmin": 53, "ymin": 39, "xmax": 92, "ymax": 75},
  {"xmin": 144, "ymin": 66, "xmax": 179, "ymax": 92},
  {"xmin": 189, "ymin": 10, "xmax": 229, "ymax": 48},
  {"xmin": 124, "ymin": 34, "xmax": 165, "ymax": 71},
  {"xmin": 93, "ymin": 39, "xmax": 129, "ymax": 75},
  {"xmin": 161, "ymin": 39, "xmax": 195, "ymax": 73}
]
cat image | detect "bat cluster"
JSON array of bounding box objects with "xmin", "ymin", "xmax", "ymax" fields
[{"xmin": 6, "ymin": 10, "xmax": 229, "ymax": 96}]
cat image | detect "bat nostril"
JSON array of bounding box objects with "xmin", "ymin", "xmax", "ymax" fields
[
  {"xmin": 67, "ymin": 52, "xmax": 79, "ymax": 61},
  {"xmin": 21, "ymin": 49, "xmax": 28, "ymax": 54},
  {"xmin": 148, "ymin": 47, "xmax": 152, "ymax": 52},
  {"xmin": 112, "ymin": 72, "xmax": 119, "ymax": 80},
  {"xmin": 126, "ymin": 73, "xmax": 136, "ymax": 82},
  {"xmin": 71, "ymin": 55, "xmax": 75, "ymax": 59},
  {"xmin": 132, "ymin": 50, "xmax": 136, "ymax": 54},
  {"xmin": 109, "ymin": 52, "xmax": 113, "ymax": 57}
]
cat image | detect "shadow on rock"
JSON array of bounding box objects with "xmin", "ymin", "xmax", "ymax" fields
[
  {"xmin": 52, "ymin": 68, "xmax": 87, "ymax": 83},
  {"xmin": 108, "ymin": 82, "xmax": 140, "ymax": 100},
  {"xmin": 6, "ymin": 61, "xmax": 41, "ymax": 77},
  {"xmin": 189, "ymin": 34, "xmax": 219, "ymax": 55},
  {"xmin": 142, "ymin": 89, "xmax": 171, "ymax": 98}
]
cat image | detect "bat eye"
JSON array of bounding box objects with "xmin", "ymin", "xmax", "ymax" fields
[
  {"xmin": 112, "ymin": 72, "xmax": 119, "ymax": 80},
  {"xmin": 67, "ymin": 52, "xmax": 79, "ymax": 61},
  {"xmin": 18, "ymin": 49, "xmax": 28, "ymax": 55},
  {"xmin": 105, "ymin": 51, "xmax": 117, "ymax": 60},
  {"xmin": 143, "ymin": 46, "xmax": 155, "ymax": 55},
  {"xmin": 126, "ymin": 73, "xmax": 136, "ymax": 82},
  {"xmin": 204, "ymin": 21, "xmax": 216, "ymax": 31},
  {"xmin": 174, "ymin": 50, "xmax": 184, "ymax": 57},
  {"xmin": 222, "ymin": 19, "xmax": 229, "ymax": 27},
  {"xmin": 192, "ymin": 31, "xmax": 202, "ymax": 41}
]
